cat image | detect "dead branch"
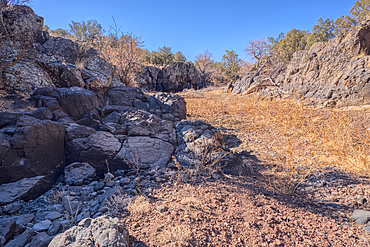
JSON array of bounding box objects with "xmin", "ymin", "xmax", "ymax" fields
[{"xmin": 232, "ymin": 56, "xmax": 270, "ymax": 94}]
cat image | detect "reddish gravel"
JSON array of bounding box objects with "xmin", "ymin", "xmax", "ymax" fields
[{"xmin": 123, "ymin": 174, "xmax": 370, "ymax": 247}]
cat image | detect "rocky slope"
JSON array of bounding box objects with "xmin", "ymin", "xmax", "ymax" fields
[{"xmin": 231, "ymin": 18, "xmax": 370, "ymax": 108}]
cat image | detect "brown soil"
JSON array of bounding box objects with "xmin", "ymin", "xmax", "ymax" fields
[
  {"xmin": 124, "ymin": 87, "xmax": 370, "ymax": 246},
  {"xmin": 125, "ymin": 175, "xmax": 370, "ymax": 246}
]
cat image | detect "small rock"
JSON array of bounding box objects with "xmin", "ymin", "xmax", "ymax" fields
[
  {"xmin": 97, "ymin": 190, "xmax": 105, "ymax": 195},
  {"xmin": 75, "ymin": 209, "xmax": 91, "ymax": 224},
  {"xmin": 0, "ymin": 218, "xmax": 16, "ymax": 243},
  {"xmin": 89, "ymin": 181, "xmax": 98, "ymax": 187},
  {"xmin": 60, "ymin": 220, "xmax": 70, "ymax": 230},
  {"xmin": 64, "ymin": 162, "xmax": 96, "ymax": 186},
  {"xmin": 156, "ymin": 204, "xmax": 168, "ymax": 213},
  {"xmin": 114, "ymin": 170, "xmax": 125, "ymax": 177},
  {"xmin": 120, "ymin": 177, "xmax": 131, "ymax": 185},
  {"xmin": 3, "ymin": 201, "xmax": 24, "ymax": 214},
  {"xmin": 129, "ymin": 189, "xmax": 137, "ymax": 196},
  {"xmin": 45, "ymin": 211, "xmax": 63, "ymax": 221},
  {"xmin": 4, "ymin": 229, "xmax": 35, "ymax": 247},
  {"xmin": 211, "ymin": 173, "xmax": 221, "ymax": 180},
  {"xmin": 33, "ymin": 220, "xmax": 52, "ymax": 232},
  {"xmin": 15, "ymin": 214, "xmax": 35, "ymax": 227},
  {"xmin": 52, "ymin": 204, "xmax": 63, "ymax": 213},
  {"xmin": 105, "ymin": 180, "xmax": 114, "ymax": 187},
  {"xmin": 357, "ymin": 195, "xmax": 367, "ymax": 204},
  {"xmin": 94, "ymin": 181, "xmax": 105, "ymax": 191},
  {"xmin": 27, "ymin": 232, "xmax": 50, "ymax": 247},
  {"xmin": 134, "ymin": 177, "xmax": 142, "ymax": 183},
  {"xmin": 351, "ymin": 210, "xmax": 370, "ymax": 225},
  {"xmin": 47, "ymin": 220, "xmax": 62, "ymax": 236},
  {"xmin": 104, "ymin": 172, "xmax": 114, "ymax": 183}
]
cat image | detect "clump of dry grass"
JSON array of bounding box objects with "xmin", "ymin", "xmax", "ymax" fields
[
  {"xmin": 159, "ymin": 224, "xmax": 193, "ymax": 246},
  {"xmin": 184, "ymin": 89, "xmax": 370, "ymax": 183},
  {"xmin": 180, "ymin": 196, "xmax": 203, "ymax": 210},
  {"xmin": 127, "ymin": 195, "xmax": 151, "ymax": 215}
]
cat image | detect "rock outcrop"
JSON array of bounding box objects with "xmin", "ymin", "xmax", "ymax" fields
[
  {"xmin": 228, "ymin": 18, "xmax": 370, "ymax": 108},
  {"xmin": 0, "ymin": 6, "xmax": 120, "ymax": 93},
  {"xmin": 135, "ymin": 62, "xmax": 204, "ymax": 92},
  {"xmin": 174, "ymin": 120, "xmax": 253, "ymax": 176},
  {"xmin": 0, "ymin": 85, "xmax": 186, "ymax": 199}
]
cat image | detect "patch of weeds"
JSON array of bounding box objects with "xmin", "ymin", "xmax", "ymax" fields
[
  {"xmin": 127, "ymin": 195, "xmax": 151, "ymax": 215},
  {"xmin": 159, "ymin": 224, "xmax": 193, "ymax": 246}
]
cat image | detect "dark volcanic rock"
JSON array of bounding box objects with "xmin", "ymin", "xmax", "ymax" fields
[
  {"xmin": 0, "ymin": 116, "xmax": 65, "ymax": 185},
  {"xmin": 156, "ymin": 62, "xmax": 203, "ymax": 92},
  {"xmin": 0, "ymin": 176, "xmax": 48, "ymax": 205},
  {"xmin": 252, "ymin": 18, "xmax": 370, "ymax": 107},
  {"xmin": 66, "ymin": 131, "xmax": 121, "ymax": 175}
]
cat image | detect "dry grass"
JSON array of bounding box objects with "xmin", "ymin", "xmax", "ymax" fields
[
  {"xmin": 127, "ymin": 195, "xmax": 152, "ymax": 215},
  {"xmin": 183, "ymin": 88, "xmax": 370, "ymax": 184},
  {"xmin": 158, "ymin": 225, "xmax": 193, "ymax": 246},
  {"xmin": 352, "ymin": 49, "xmax": 368, "ymax": 60},
  {"xmin": 180, "ymin": 196, "xmax": 203, "ymax": 210}
]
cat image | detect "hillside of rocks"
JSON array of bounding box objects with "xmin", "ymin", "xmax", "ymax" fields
[
  {"xmin": 0, "ymin": 5, "xmax": 203, "ymax": 94},
  {"xmin": 230, "ymin": 18, "xmax": 370, "ymax": 108}
]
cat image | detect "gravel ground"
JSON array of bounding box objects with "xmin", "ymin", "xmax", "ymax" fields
[{"xmin": 121, "ymin": 168, "xmax": 370, "ymax": 247}]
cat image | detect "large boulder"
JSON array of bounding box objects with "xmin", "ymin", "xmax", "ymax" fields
[
  {"xmin": 2, "ymin": 61, "xmax": 55, "ymax": 91},
  {"xmin": 48, "ymin": 216, "xmax": 129, "ymax": 247},
  {"xmin": 0, "ymin": 176, "xmax": 48, "ymax": 205},
  {"xmin": 148, "ymin": 92, "xmax": 186, "ymax": 121},
  {"xmin": 0, "ymin": 5, "xmax": 43, "ymax": 44},
  {"xmin": 66, "ymin": 131, "xmax": 121, "ymax": 175},
  {"xmin": 0, "ymin": 115, "xmax": 65, "ymax": 185},
  {"xmin": 134, "ymin": 65, "xmax": 161, "ymax": 91},
  {"xmin": 0, "ymin": 5, "xmax": 115, "ymax": 93},
  {"xmin": 156, "ymin": 62, "xmax": 203, "ymax": 92},
  {"xmin": 104, "ymin": 86, "xmax": 147, "ymax": 107},
  {"xmin": 64, "ymin": 162, "xmax": 96, "ymax": 186},
  {"xmin": 113, "ymin": 136, "xmax": 174, "ymax": 170},
  {"xmin": 175, "ymin": 120, "xmax": 252, "ymax": 176},
  {"xmin": 31, "ymin": 87, "xmax": 104, "ymax": 121}
]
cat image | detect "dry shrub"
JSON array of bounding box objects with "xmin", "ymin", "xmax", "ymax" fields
[
  {"xmin": 180, "ymin": 197, "xmax": 203, "ymax": 210},
  {"xmin": 159, "ymin": 225, "xmax": 193, "ymax": 246},
  {"xmin": 106, "ymin": 194, "xmax": 129, "ymax": 216},
  {"xmin": 183, "ymin": 89, "xmax": 370, "ymax": 186},
  {"xmin": 127, "ymin": 195, "xmax": 151, "ymax": 215},
  {"xmin": 97, "ymin": 30, "xmax": 143, "ymax": 86}
]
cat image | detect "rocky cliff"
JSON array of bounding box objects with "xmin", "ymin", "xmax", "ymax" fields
[{"xmin": 232, "ymin": 18, "xmax": 370, "ymax": 108}]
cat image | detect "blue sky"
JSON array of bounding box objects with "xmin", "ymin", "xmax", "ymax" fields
[{"xmin": 32, "ymin": 0, "xmax": 356, "ymax": 62}]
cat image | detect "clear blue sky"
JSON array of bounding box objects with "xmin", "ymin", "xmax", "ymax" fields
[{"xmin": 32, "ymin": 0, "xmax": 356, "ymax": 62}]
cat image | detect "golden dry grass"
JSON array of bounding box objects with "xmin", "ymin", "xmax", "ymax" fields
[
  {"xmin": 183, "ymin": 89, "xmax": 370, "ymax": 177},
  {"xmin": 127, "ymin": 195, "xmax": 152, "ymax": 215},
  {"xmin": 158, "ymin": 225, "xmax": 193, "ymax": 246}
]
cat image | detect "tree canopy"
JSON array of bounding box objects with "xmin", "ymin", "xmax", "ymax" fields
[{"xmin": 142, "ymin": 46, "xmax": 186, "ymax": 66}]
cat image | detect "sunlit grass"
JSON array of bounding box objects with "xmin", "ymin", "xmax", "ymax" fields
[{"xmin": 183, "ymin": 89, "xmax": 370, "ymax": 176}]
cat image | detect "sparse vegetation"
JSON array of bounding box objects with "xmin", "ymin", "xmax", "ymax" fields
[
  {"xmin": 183, "ymin": 89, "xmax": 370, "ymax": 193},
  {"xmin": 127, "ymin": 195, "xmax": 152, "ymax": 215},
  {"xmin": 159, "ymin": 225, "xmax": 193, "ymax": 246}
]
